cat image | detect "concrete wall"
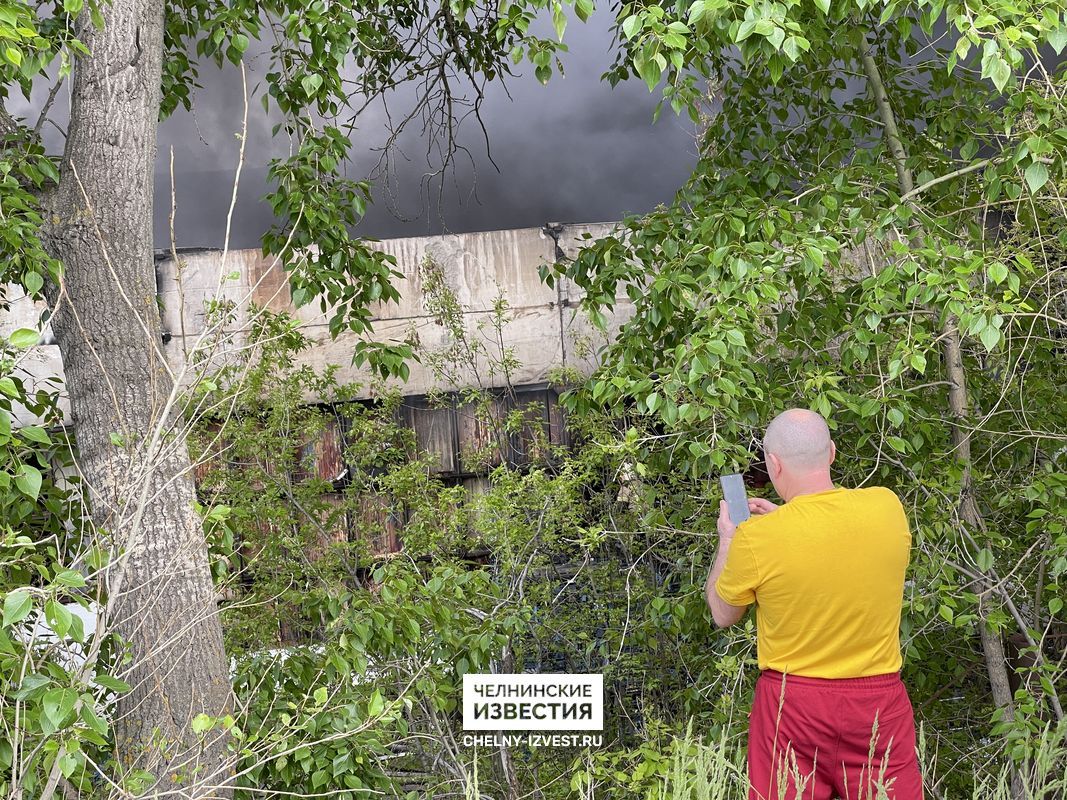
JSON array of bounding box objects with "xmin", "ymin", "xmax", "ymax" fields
[{"xmin": 1, "ymin": 221, "xmax": 634, "ymax": 425}]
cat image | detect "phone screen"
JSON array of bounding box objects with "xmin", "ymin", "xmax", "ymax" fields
[{"xmin": 720, "ymin": 473, "xmax": 751, "ymax": 524}]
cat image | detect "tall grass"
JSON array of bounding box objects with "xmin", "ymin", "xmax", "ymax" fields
[
  {"xmin": 652, "ymin": 718, "xmax": 1067, "ymax": 800},
  {"xmin": 653, "ymin": 719, "xmax": 747, "ymax": 800}
]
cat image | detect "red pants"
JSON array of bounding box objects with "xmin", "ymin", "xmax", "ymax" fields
[{"xmin": 747, "ymin": 669, "xmax": 924, "ymax": 800}]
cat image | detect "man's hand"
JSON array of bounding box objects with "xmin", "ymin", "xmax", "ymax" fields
[
  {"xmin": 717, "ymin": 499, "xmax": 738, "ymax": 539},
  {"xmin": 749, "ymin": 497, "xmax": 779, "ymax": 515}
]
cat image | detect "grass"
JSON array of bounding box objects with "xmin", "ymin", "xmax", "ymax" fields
[{"xmin": 652, "ymin": 717, "xmax": 1067, "ymax": 800}]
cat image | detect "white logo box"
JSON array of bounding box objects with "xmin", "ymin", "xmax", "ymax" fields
[{"xmin": 462, "ymin": 673, "xmax": 604, "ymax": 731}]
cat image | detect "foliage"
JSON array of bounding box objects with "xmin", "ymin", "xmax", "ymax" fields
[
  {"xmin": 530, "ymin": 0, "xmax": 1067, "ymax": 790},
  {"xmin": 0, "ymin": 326, "xmax": 134, "ymax": 797},
  {"xmin": 3, "ymin": 0, "xmax": 1067, "ymax": 795}
]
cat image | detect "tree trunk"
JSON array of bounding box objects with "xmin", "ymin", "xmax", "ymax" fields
[
  {"xmin": 40, "ymin": 0, "xmax": 234, "ymax": 795},
  {"xmin": 859, "ymin": 32, "xmax": 1022, "ymax": 798},
  {"xmin": 940, "ymin": 331, "xmax": 1018, "ymax": 717}
]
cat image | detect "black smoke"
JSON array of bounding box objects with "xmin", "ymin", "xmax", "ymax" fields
[{"xmin": 151, "ymin": 7, "xmax": 700, "ymax": 249}]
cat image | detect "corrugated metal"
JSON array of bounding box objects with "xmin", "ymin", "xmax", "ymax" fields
[
  {"xmin": 547, "ymin": 388, "xmax": 569, "ymax": 447},
  {"xmin": 507, "ymin": 387, "xmax": 552, "ymax": 466},
  {"xmin": 305, "ymin": 493, "xmax": 349, "ymax": 560},
  {"xmin": 295, "ymin": 413, "xmax": 347, "ymax": 485},
  {"xmin": 403, "ymin": 397, "xmax": 458, "ymax": 474},
  {"xmin": 455, "ymin": 393, "xmax": 508, "ymax": 472},
  {"xmin": 190, "ymin": 384, "xmax": 573, "ymax": 569},
  {"xmin": 353, "ymin": 493, "xmax": 403, "ymax": 556}
]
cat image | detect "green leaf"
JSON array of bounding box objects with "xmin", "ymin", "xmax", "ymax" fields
[
  {"xmin": 15, "ymin": 464, "xmax": 42, "ymax": 500},
  {"xmin": 93, "ymin": 674, "xmax": 131, "ymax": 693},
  {"xmin": 19, "ymin": 426, "xmax": 51, "ymax": 445},
  {"xmin": 58, "ymin": 750, "xmax": 80, "ymax": 778},
  {"xmin": 1024, "ymin": 162, "xmax": 1049, "ymax": 194},
  {"xmin": 783, "ymin": 35, "xmax": 801, "ymax": 60},
  {"xmin": 736, "ymin": 18, "xmax": 757, "ymax": 41},
  {"xmin": 45, "ymin": 599, "xmax": 72, "ymax": 638},
  {"xmin": 14, "ymin": 673, "xmax": 50, "ymax": 700},
  {"xmin": 67, "ymin": 612, "xmax": 85, "ymax": 643},
  {"xmin": 812, "ymin": 0, "xmax": 830, "ymax": 15},
  {"xmin": 368, "ymin": 689, "xmax": 385, "ymax": 717},
  {"xmin": 622, "ymin": 14, "xmax": 642, "ymax": 40},
  {"xmin": 42, "ymin": 687, "xmax": 79, "ymax": 729},
  {"xmin": 80, "ymin": 703, "xmax": 109, "ymax": 735},
  {"xmin": 552, "ymin": 1, "xmax": 566, "ymax": 40},
  {"xmin": 8, "ymin": 328, "xmax": 40, "ymax": 348},
  {"xmin": 23, "ymin": 271, "xmax": 44, "ymax": 294},
  {"xmin": 987, "ymin": 262, "xmax": 1008, "ymax": 284},
  {"xmin": 191, "ymin": 713, "xmax": 215, "ymax": 734},
  {"xmin": 313, "ymin": 686, "xmax": 328, "ymax": 705},
  {"xmin": 989, "ymin": 55, "xmax": 1010, "ymax": 91},
  {"xmin": 1047, "ymin": 26, "xmax": 1067, "ymax": 55},
  {"xmin": 300, "ymin": 73, "xmax": 323, "ymax": 97},
  {"xmin": 976, "ymin": 548, "xmax": 994, "ymax": 572},
  {"xmin": 979, "ymin": 324, "xmax": 1001, "ymax": 351},
  {"xmin": 3, "ymin": 589, "xmax": 32, "ymax": 627}
]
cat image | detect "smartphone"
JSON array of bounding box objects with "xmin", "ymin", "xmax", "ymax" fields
[{"xmin": 720, "ymin": 473, "xmax": 751, "ymax": 524}]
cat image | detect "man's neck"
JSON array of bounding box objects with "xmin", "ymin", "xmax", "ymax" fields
[{"xmin": 783, "ymin": 474, "xmax": 837, "ymax": 502}]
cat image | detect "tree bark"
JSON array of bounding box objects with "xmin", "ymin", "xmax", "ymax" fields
[{"xmin": 40, "ymin": 0, "xmax": 234, "ymax": 795}]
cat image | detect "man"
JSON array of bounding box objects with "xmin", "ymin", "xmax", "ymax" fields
[{"xmin": 704, "ymin": 408, "xmax": 923, "ymax": 800}]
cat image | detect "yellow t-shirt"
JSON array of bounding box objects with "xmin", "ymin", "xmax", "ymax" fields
[{"xmin": 715, "ymin": 486, "xmax": 911, "ymax": 678}]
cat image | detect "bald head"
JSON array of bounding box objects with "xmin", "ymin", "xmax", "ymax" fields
[{"xmin": 763, "ymin": 409, "xmax": 833, "ymax": 471}]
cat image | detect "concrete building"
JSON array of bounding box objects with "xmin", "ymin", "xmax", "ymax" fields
[{"xmin": 2, "ymin": 221, "xmax": 633, "ymax": 424}]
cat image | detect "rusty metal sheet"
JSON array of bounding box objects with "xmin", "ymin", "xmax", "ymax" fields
[
  {"xmin": 364, "ymin": 226, "xmax": 558, "ymax": 320},
  {"xmin": 353, "ymin": 493, "xmax": 403, "ymax": 556},
  {"xmin": 246, "ymin": 251, "xmax": 294, "ymax": 313},
  {"xmin": 294, "ymin": 413, "xmax": 347, "ymax": 485},
  {"xmin": 305, "ymin": 493, "xmax": 349, "ymax": 561}
]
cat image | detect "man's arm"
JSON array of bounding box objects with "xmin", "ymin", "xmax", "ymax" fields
[
  {"xmin": 704, "ymin": 499, "xmax": 750, "ymax": 628},
  {"xmin": 705, "ymin": 533, "xmax": 748, "ymax": 627}
]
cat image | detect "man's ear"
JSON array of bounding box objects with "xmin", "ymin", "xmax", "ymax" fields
[
  {"xmin": 828, "ymin": 440, "xmax": 837, "ymax": 466},
  {"xmin": 767, "ymin": 452, "xmax": 782, "ymax": 477}
]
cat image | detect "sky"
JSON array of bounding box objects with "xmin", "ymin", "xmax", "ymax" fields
[{"xmin": 147, "ymin": 7, "xmax": 701, "ymax": 249}]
